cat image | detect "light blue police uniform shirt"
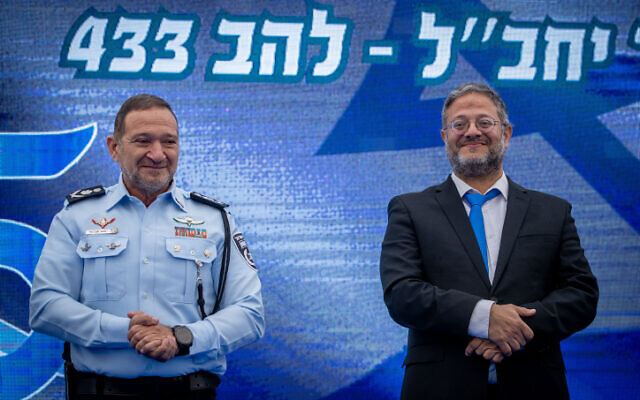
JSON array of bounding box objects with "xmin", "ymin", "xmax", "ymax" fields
[{"xmin": 29, "ymin": 176, "xmax": 265, "ymax": 378}]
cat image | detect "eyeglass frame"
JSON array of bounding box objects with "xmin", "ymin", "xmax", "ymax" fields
[{"xmin": 447, "ymin": 117, "xmax": 505, "ymax": 135}]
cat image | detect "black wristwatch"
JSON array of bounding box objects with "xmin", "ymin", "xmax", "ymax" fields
[{"xmin": 172, "ymin": 325, "xmax": 193, "ymax": 356}]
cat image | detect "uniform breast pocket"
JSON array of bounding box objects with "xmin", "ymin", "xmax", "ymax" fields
[
  {"xmin": 164, "ymin": 238, "xmax": 217, "ymax": 303},
  {"xmin": 76, "ymin": 236, "xmax": 128, "ymax": 301}
]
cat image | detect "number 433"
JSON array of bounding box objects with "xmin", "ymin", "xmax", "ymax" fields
[{"xmin": 60, "ymin": 8, "xmax": 199, "ymax": 80}]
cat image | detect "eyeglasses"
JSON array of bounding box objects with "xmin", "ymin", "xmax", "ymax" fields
[{"xmin": 448, "ymin": 118, "xmax": 501, "ymax": 135}]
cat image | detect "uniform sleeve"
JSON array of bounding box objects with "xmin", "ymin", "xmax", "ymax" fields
[
  {"xmin": 380, "ymin": 196, "xmax": 482, "ymax": 337},
  {"xmin": 187, "ymin": 212, "xmax": 265, "ymax": 357},
  {"xmin": 29, "ymin": 211, "xmax": 130, "ymax": 348}
]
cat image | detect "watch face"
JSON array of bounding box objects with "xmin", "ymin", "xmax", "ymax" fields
[{"xmin": 174, "ymin": 326, "xmax": 193, "ymax": 346}]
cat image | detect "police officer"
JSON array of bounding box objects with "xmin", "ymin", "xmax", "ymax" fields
[{"xmin": 29, "ymin": 94, "xmax": 265, "ymax": 399}]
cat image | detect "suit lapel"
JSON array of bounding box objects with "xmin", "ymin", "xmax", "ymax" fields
[
  {"xmin": 435, "ymin": 176, "xmax": 491, "ymax": 290},
  {"xmin": 491, "ymin": 178, "xmax": 530, "ymax": 291}
]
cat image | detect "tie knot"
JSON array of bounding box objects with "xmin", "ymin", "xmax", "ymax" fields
[{"xmin": 464, "ymin": 188, "xmax": 500, "ymax": 207}]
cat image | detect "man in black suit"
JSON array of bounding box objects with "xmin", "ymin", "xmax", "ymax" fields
[{"xmin": 379, "ymin": 82, "xmax": 598, "ymax": 399}]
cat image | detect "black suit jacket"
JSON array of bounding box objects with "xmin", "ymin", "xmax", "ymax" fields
[{"xmin": 380, "ymin": 176, "xmax": 598, "ymax": 400}]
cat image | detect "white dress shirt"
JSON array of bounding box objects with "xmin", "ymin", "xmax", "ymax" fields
[{"xmin": 451, "ymin": 172, "xmax": 509, "ymax": 383}]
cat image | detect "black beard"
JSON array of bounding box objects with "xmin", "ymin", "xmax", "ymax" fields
[{"xmin": 446, "ymin": 137, "xmax": 505, "ymax": 178}]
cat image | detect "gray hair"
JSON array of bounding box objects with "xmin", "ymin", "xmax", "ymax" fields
[{"xmin": 441, "ymin": 82, "xmax": 511, "ymax": 129}]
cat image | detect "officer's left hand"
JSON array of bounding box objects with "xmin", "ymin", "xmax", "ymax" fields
[
  {"xmin": 136, "ymin": 326, "xmax": 178, "ymax": 362},
  {"xmin": 149, "ymin": 335, "xmax": 179, "ymax": 361},
  {"xmin": 128, "ymin": 317, "xmax": 178, "ymax": 361}
]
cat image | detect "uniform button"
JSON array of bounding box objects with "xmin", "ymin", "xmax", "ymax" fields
[
  {"xmin": 97, "ymin": 247, "xmax": 103, "ymax": 253},
  {"xmin": 142, "ymin": 292, "xmax": 148, "ymax": 299},
  {"xmin": 190, "ymin": 250, "xmax": 195, "ymax": 256},
  {"xmin": 143, "ymin": 258, "xmax": 150, "ymax": 264}
]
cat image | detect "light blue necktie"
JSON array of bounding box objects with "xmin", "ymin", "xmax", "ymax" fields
[{"xmin": 464, "ymin": 189, "xmax": 500, "ymax": 275}]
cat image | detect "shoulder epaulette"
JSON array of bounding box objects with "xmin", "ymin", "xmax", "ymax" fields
[
  {"xmin": 66, "ymin": 185, "xmax": 105, "ymax": 205},
  {"xmin": 190, "ymin": 192, "xmax": 229, "ymax": 210}
]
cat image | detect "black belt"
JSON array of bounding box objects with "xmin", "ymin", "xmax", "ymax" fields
[{"xmin": 71, "ymin": 368, "xmax": 220, "ymax": 396}]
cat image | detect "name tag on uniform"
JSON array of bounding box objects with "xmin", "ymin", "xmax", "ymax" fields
[{"xmin": 85, "ymin": 228, "xmax": 118, "ymax": 235}]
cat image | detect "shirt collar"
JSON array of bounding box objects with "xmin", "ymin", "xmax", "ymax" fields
[
  {"xmin": 104, "ymin": 175, "xmax": 129, "ymax": 211},
  {"xmin": 105, "ymin": 174, "xmax": 186, "ymax": 211},
  {"xmin": 170, "ymin": 183, "xmax": 187, "ymax": 211},
  {"xmin": 450, "ymin": 171, "xmax": 509, "ymax": 200}
]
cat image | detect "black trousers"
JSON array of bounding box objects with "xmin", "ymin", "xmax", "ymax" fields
[{"xmin": 487, "ymin": 383, "xmax": 500, "ymax": 400}]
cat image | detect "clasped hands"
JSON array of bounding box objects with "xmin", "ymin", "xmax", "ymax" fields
[
  {"xmin": 125, "ymin": 304, "xmax": 534, "ymax": 364},
  {"xmin": 127, "ymin": 310, "xmax": 178, "ymax": 362},
  {"xmin": 465, "ymin": 304, "xmax": 536, "ymax": 363}
]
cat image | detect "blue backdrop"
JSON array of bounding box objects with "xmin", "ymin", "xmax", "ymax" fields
[{"xmin": 1, "ymin": 1, "xmax": 639, "ymax": 398}]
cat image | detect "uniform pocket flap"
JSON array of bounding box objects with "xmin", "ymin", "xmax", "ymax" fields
[
  {"xmin": 76, "ymin": 236, "xmax": 128, "ymax": 258},
  {"xmin": 403, "ymin": 344, "xmax": 445, "ymax": 366},
  {"xmin": 166, "ymin": 238, "xmax": 216, "ymax": 263}
]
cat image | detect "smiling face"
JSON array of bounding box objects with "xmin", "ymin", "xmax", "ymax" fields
[
  {"xmin": 440, "ymin": 92, "xmax": 512, "ymax": 178},
  {"xmin": 107, "ymin": 106, "xmax": 179, "ymax": 201}
]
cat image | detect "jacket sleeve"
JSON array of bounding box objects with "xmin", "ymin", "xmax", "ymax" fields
[
  {"xmin": 29, "ymin": 211, "xmax": 130, "ymax": 348},
  {"xmin": 380, "ymin": 196, "xmax": 482, "ymax": 338},
  {"xmin": 521, "ymin": 202, "xmax": 599, "ymax": 342}
]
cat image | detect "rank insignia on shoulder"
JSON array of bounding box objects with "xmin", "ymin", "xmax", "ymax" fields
[
  {"xmin": 67, "ymin": 186, "xmax": 105, "ymax": 205},
  {"xmin": 190, "ymin": 192, "xmax": 229, "ymax": 210}
]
